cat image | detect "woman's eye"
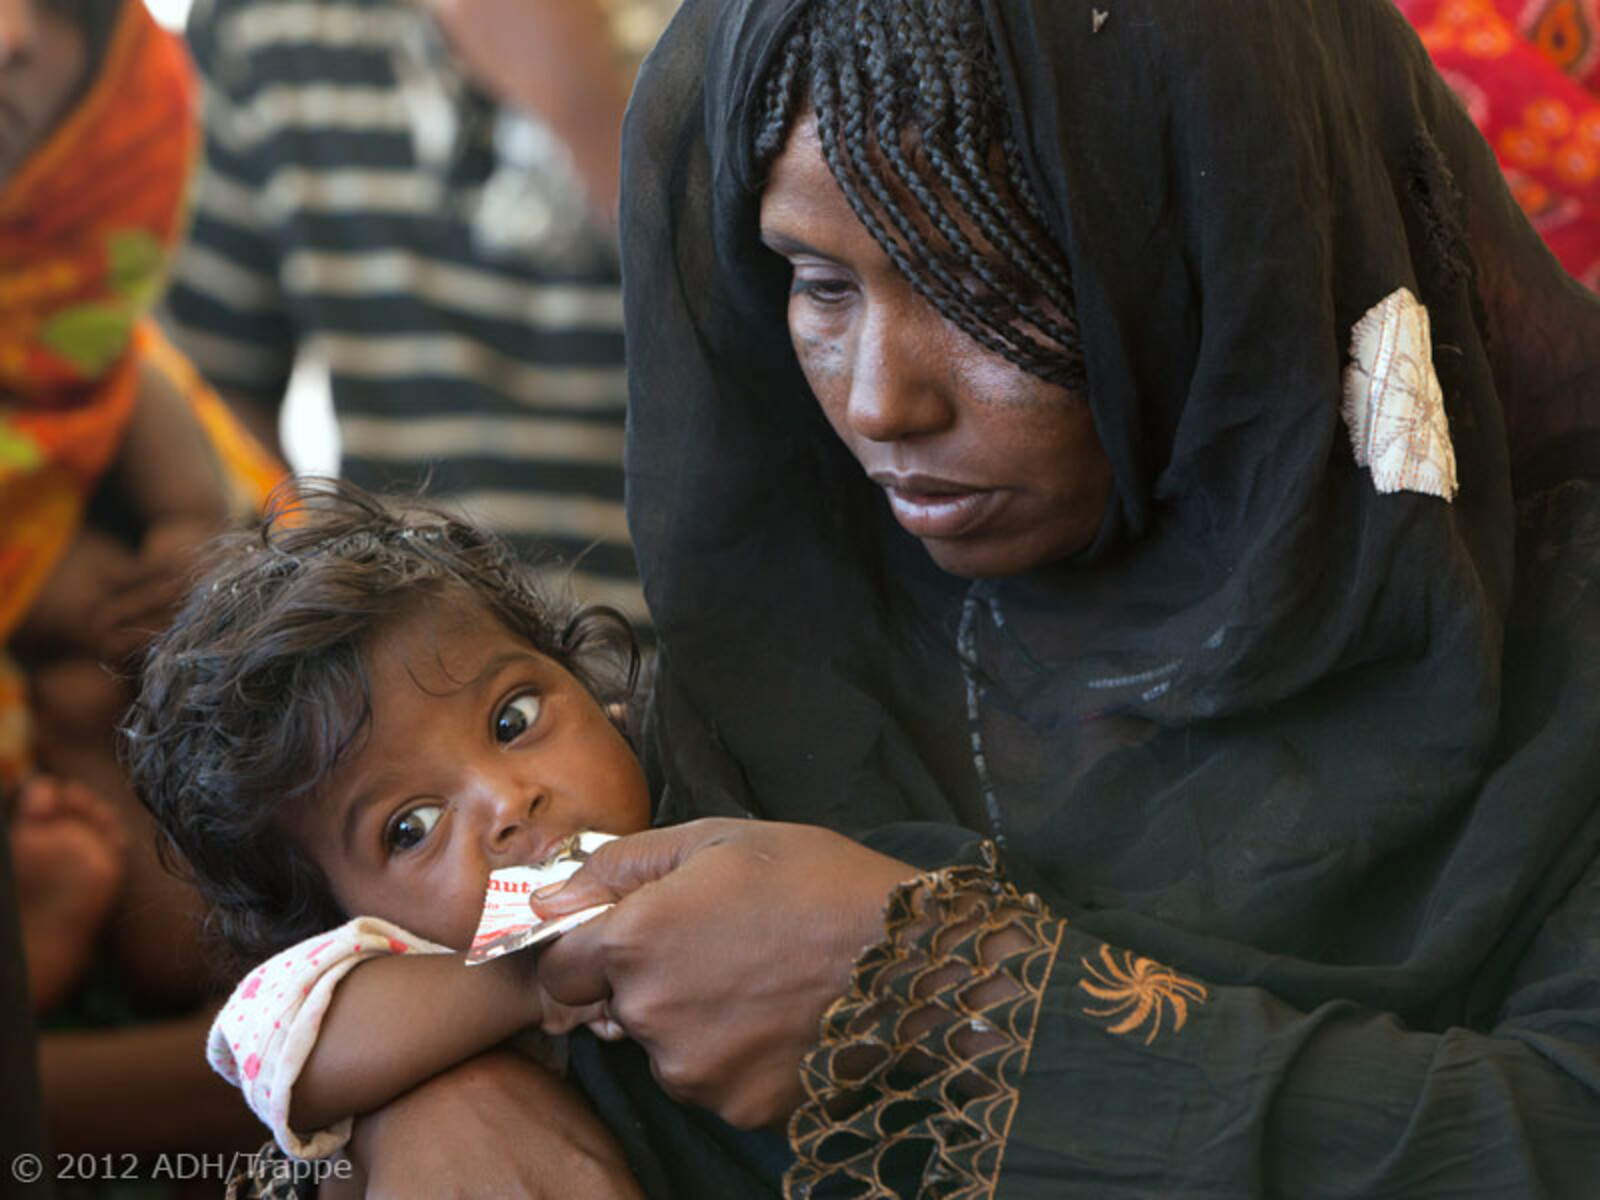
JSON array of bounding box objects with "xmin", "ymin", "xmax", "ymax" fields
[
  {"xmin": 494, "ymin": 692, "xmax": 542, "ymax": 743},
  {"xmin": 384, "ymin": 803, "xmax": 442, "ymax": 852},
  {"xmin": 791, "ymin": 272, "xmax": 855, "ymax": 306}
]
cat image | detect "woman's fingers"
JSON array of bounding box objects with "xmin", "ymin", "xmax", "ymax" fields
[
  {"xmin": 528, "ymin": 819, "xmax": 728, "ymax": 916},
  {"xmin": 586, "ymin": 1016, "xmax": 626, "ymax": 1041},
  {"xmin": 534, "ymin": 993, "xmax": 613, "ymax": 1036},
  {"xmin": 92, "ymin": 578, "xmax": 180, "ymax": 660},
  {"xmin": 534, "ymin": 821, "xmax": 920, "ymax": 1127},
  {"xmin": 533, "ymin": 908, "xmax": 616, "ymax": 1009},
  {"xmin": 530, "ymin": 819, "xmax": 767, "ymax": 1010}
]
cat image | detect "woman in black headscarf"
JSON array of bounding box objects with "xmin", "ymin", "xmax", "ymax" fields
[{"xmin": 529, "ymin": 0, "xmax": 1600, "ymax": 1193}]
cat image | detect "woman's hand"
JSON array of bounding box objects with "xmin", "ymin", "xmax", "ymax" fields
[
  {"xmin": 416, "ymin": 0, "xmax": 627, "ymax": 221},
  {"xmin": 348, "ymin": 1050, "xmax": 643, "ymax": 1199},
  {"xmin": 533, "ymin": 819, "xmax": 920, "ymax": 1129},
  {"xmin": 91, "ymin": 515, "xmax": 217, "ymax": 663},
  {"xmin": 18, "ymin": 517, "xmax": 213, "ymax": 666},
  {"xmin": 13, "ymin": 527, "xmax": 137, "ymax": 659}
]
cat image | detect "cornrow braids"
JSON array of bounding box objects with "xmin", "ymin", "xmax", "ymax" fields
[
  {"xmin": 122, "ymin": 478, "xmax": 639, "ymax": 974},
  {"xmin": 754, "ymin": 0, "xmax": 1085, "ymax": 389}
]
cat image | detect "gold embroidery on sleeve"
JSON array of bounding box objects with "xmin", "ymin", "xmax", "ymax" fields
[
  {"xmin": 1078, "ymin": 944, "xmax": 1208, "ymax": 1045},
  {"xmin": 786, "ymin": 847, "xmax": 1063, "ymax": 1200}
]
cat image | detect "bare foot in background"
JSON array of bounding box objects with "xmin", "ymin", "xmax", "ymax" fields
[{"xmin": 12, "ymin": 775, "xmax": 128, "ymax": 1012}]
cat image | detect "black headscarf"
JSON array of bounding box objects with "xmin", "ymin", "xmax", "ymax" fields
[{"xmin": 622, "ymin": 0, "xmax": 1600, "ymax": 1036}]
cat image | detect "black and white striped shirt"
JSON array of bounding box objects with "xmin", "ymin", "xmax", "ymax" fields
[{"xmin": 163, "ymin": 0, "xmax": 646, "ymax": 624}]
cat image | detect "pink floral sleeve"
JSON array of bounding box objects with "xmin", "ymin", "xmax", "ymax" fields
[{"xmin": 207, "ymin": 917, "xmax": 449, "ymax": 1159}]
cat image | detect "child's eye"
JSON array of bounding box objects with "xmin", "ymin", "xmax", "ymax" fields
[
  {"xmin": 385, "ymin": 803, "xmax": 442, "ymax": 852},
  {"xmin": 494, "ymin": 692, "xmax": 542, "ymax": 744}
]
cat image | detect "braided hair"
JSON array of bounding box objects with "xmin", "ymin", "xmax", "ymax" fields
[{"xmin": 754, "ymin": 0, "xmax": 1085, "ymax": 389}]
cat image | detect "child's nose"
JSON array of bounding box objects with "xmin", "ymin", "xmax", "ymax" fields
[
  {"xmin": 490, "ymin": 806, "xmax": 526, "ymax": 850},
  {"xmin": 465, "ymin": 769, "xmax": 544, "ymax": 856}
]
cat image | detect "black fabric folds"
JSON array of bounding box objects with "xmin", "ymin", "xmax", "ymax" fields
[{"xmin": 621, "ymin": 0, "xmax": 1600, "ymax": 1189}]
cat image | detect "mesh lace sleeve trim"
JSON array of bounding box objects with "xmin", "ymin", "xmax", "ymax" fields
[
  {"xmin": 784, "ymin": 843, "xmax": 1065, "ymax": 1200},
  {"xmin": 224, "ymin": 1141, "xmax": 314, "ymax": 1200}
]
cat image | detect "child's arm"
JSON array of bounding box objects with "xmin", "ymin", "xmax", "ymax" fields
[
  {"xmin": 208, "ymin": 917, "xmax": 596, "ymax": 1159},
  {"xmin": 287, "ymin": 950, "xmax": 566, "ymax": 1134}
]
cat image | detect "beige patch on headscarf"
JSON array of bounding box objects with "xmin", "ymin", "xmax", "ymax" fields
[{"xmin": 1341, "ymin": 286, "xmax": 1458, "ymax": 500}]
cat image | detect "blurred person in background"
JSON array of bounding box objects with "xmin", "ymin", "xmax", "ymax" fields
[
  {"xmin": 163, "ymin": 0, "xmax": 677, "ymax": 635},
  {"xmin": 1, "ymin": 0, "xmax": 278, "ymax": 1166},
  {"xmin": 1398, "ymin": 0, "xmax": 1600, "ymax": 290},
  {"xmin": 0, "ymin": 827, "xmax": 50, "ymax": 1197}
]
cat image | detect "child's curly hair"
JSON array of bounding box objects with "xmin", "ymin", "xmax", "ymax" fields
[{"xmin": 123, "ymin": 479, "xmax": 639, "ymax": 975}]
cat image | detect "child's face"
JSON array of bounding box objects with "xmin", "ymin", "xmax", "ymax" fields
[
  {"xmin": 287, "ymin": 596, "xmax": 651, "ymax": 950},
  {"xmin": 0, "ymin": 1, "xmax": 88, "ymax": 185}
]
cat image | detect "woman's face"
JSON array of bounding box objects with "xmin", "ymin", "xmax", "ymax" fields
[
  {"xmin": 0, "ymin": 0, "xmax": 88, "ymax": 186},
  {"xmin": 759, "ymin": 115, "xmax": 1113, "ymax": 578}
]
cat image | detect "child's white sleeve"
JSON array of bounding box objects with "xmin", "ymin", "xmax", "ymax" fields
[{"xmin": 207, "ymin": 917, "xmax": 450, "ymax": 1159}]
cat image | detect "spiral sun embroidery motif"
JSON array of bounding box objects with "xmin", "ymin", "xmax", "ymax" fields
[{"xmin": 1078, "ymin": 944, "xmax": 1209, "ymax": 1044}]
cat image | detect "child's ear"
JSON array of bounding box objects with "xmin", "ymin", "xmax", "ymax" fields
[{"xmin": 603, "ymin": 689, "xmax": 645, "ymax": 754}]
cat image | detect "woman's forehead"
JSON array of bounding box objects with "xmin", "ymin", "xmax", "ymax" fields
[
  {"xmin": 761, "ymin": 114, "xmax": 979, "ymax": 252},
  {"xmin": 759, "ymin": 116, "xmax": 835, "ymax": 219}
]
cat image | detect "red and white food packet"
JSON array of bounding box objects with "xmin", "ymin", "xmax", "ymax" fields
[{"xmin": 466, "ymin": 831, "xmax": 616, "ymax": 965}]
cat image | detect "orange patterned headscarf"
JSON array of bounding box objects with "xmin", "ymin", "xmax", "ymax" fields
[{"xmin": 0, "ymin": 1, "xmax": 202, "ymax": 641}]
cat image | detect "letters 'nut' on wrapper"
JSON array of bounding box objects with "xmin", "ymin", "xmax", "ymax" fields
[{"xmin": 466, "ymin": 831, "xmax": 615, "ymax": 964}]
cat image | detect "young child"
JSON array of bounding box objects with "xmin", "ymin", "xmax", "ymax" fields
[{"xmin": 125, "ymin": 480, "xmax": 652, "ymax": 1164}]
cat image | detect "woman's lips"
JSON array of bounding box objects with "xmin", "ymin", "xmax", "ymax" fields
[{"xmin": 881, "ymin": 483, "xmax": 1000, "ymax": 539}]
